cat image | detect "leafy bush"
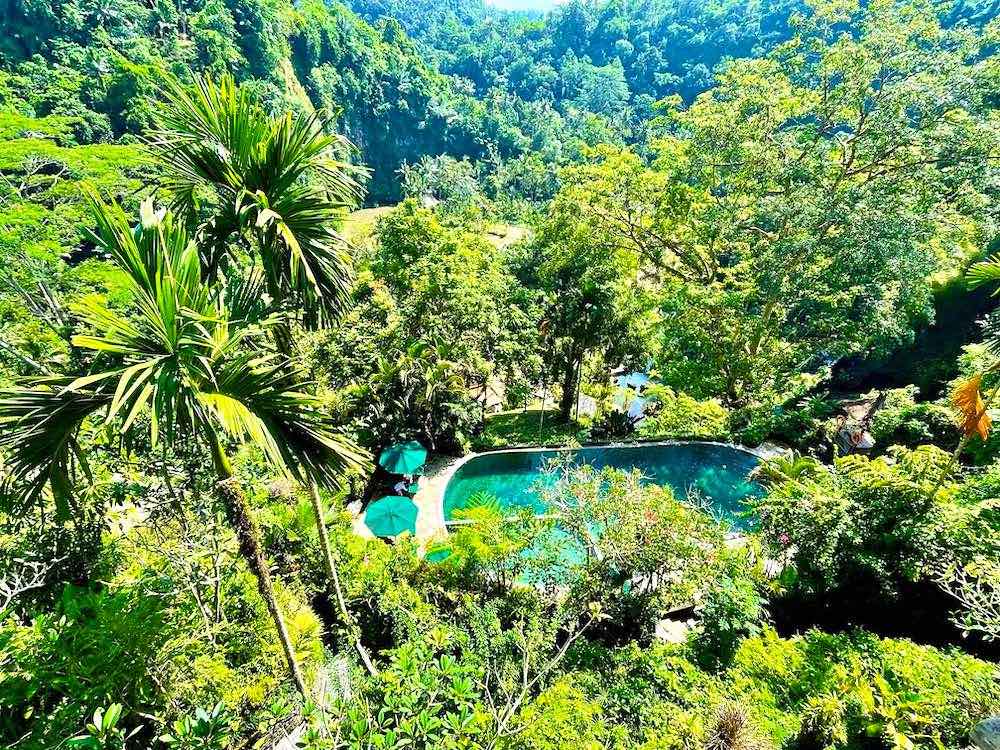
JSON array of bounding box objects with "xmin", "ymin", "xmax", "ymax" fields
[
  {"xmin": 334, "ymin": 632, "xmax": 489, "ymax": 749},
  {"xmin": 0, "ymin": 585, "xmax": 168, "ymax": 749},
  {"xmin": 1, "ymin": 523, "xmax": 326, "ymax": 750},
  {"xmin": 158, "ymin": 703, "xmax": 234, "ymax": 749},
  {"xmin": 733, "ymin": 392, "xmax": 837, "ymax": 450},
  {"xmin": 589, "ymin": 409, "xmax": 638, "ymax": 441},
  {"xmin": 728, "ymin": 629, "xmax": 1000, "ymax": 750},
  {"xmin": 637, "ymin": 386, "xmax": 730, "ymax": 441},
  {"xmin": 513, "ymin": 678, "xmax": 614, "ymax": 750},
  {"xmin": 542, "ymin": 466, "xmax": 727, "ymax": 631},
  {"xmin": 692, "ymin": 552, "xmax": 769, "ymax": 670},
  {"xmin": 870, "ymin": 386, "xmax": 958, "ymax": 452},
  {"xmin": 751, "ymin": 446, "xmax": 965, "ymax": 599}
]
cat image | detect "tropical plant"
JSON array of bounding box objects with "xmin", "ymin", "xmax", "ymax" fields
[
  {"xmin": 752, "ymin": 446, "xmax": 964, "ymax": 602},
  {"xmin": 352, "ymin": 339, "xmax": 474, "ymax": 452},
  {"xmin": 334, "ymin": 633, "xmax": 490, "ymax": 749},
  {"xmin": 588, "ymin": 408, "xmax": 637, "ymax": 440},
  {"xmin": 693, "ymin": 551, "xmax": 769, "ymax": 670},
  {"xmin": 159, "ymin": 702, "xmax": 232, "ymax": 749},
  {"xmin": 67, "ymin": 704, "xmax": 137, "ymax": 750},
  {"xmin": 149, "ymin": 73, "xmax": 364, "ymax": 334},
  {"xmin": 0, "ymin": 192, "xmax": 366, "ymax": 694},
  {"xmin": 151, "ymin": 73, "xmax": 381, "ymax": 675},
  {"xmin": 636, "ymin": 385, "xmax": 731, "ymax": 441},
  {"xmin": 751, "ymin": 453, "xmax": 826, "ymax": 487}
]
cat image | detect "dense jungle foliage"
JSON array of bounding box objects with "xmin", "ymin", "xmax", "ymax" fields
[{"xmin": 2, "ymin": 0, "xmax": 1000, "ymax": 748}]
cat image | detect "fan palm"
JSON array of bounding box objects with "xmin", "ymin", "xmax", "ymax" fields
[
  {"xmin": 0, "ymin": 191, "xmax": 367, "ymax": 695},
  {"xmin": 148, "ymin": 73, "xmax": 365, "ymax": 334}
]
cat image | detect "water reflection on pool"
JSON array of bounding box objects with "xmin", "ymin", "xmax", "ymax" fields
[{"xmin": 443, "ymin": 442, "xmax": 763, "ymax": 532}]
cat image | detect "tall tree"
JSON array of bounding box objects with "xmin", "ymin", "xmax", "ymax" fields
[
  {"xmin": 151, "ymin": 73, "xmax": 381, "ymax": 673},
  {"xmin": 0, "ymin": 192, "xmax": 367, "ymax": 695},
  {"xmin": 518, "ymin": 198, "xmax": 658, "ymax": 420},
  {"xmin": 552, "ymin": 0, "xmax": 1000, "ymax": 405},
  {"xmin": 149, "ymin": 73, "xmax": 364, "ymax": 341}
]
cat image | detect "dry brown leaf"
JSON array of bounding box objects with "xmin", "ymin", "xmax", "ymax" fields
[{"xmin": 952, "ymin": 374, "xmax": 992, "ymax": 441}]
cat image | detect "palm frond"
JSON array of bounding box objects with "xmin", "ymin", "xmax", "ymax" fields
[
  {"xmin": 147, "ymin": 73, "xmax": 364, "ymax": 327},
  {"xmin": 149, "ymin": 74, "xmax": 265, "ymax": 202},
  {"xmin": 751, "ymin": 453, "xmax": 825, "ymax": 486},
  {"xmin": 206, "ymin": 353, "xmax": 370, "ymax": 489},
  {"xmin": 967, "ymin": 255, "xmax": 1000, "ymax": 292},
  {"xmin": 0, "ymin": 377, "xmax": 112, "ymax": 513},
  {"xmin": 257, "ymin": 185, "xmax": 354, "ymax": 323},
  {"xmin": 224, "ymin": 268, "xmax": 272, "ymax": 326}
]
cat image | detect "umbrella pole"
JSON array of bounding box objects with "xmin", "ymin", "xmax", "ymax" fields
[{"xmin": 308, "ymin": 482, "xmax": 378, "ymax": 676}]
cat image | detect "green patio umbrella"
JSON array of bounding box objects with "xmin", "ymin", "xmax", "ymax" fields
[
  {"xmin": 378, "ymin": 440, "xmax": 428, "ymax": 475},
  {"xmin": 365, "ymin": 495, "xmax": 419, "ymax": 538},
  {"xmin": 424, "ymin": 545, "xmax": 453, "ymax": 563}
]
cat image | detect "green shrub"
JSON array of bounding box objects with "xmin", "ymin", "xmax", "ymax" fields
[
  {"xmin": 581, "ymin": 642, "xmax": 718, "ymax": 736},
  {"xmin": 878, "ymin": 639, "xmax": 1000, "ymax": 745},
  {"xmin": 513, "ymin": 678, "xmax": 613, "ymax": 750},
  {"xmin": 733, "ymin": 394, "xmax": 837, "ymax": 450},
  {"xmin": 0, "ymin": 585, "xmax": 168, "ymax": 749},
  {"xmin": 752, "ymin": 446, "xmax": 964, "ymax": 598},
  {"xmin": 729, "ymin": 629, "xmax": 1000, "ymax": 750},
  {"xmin": 692, "ymin": 553, "xmax": 768, "ymax": 670},
  {"xmin": 638, "ymin": 386, "xmax": 730, "ymax": 441},
  {"xmin": 335, "ymin": 632, "xmax": 490, "ymax": 749},
  {"xmin": 870, "ymin": 386, "xmax": 958, "ymax": 452},
  {"xmin": 544, "ymin": 467, "xmax": 727, "ymax": 629},
  {"xmin": 589, "ymin": 409, "xmax": 638, "ymax": 441},
  {"xmin": 0, "ymin": 516, "xmax": 327, "ymax": 750}
]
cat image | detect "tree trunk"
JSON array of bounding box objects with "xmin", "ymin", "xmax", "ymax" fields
[
  {"xmin": 558, "ymin": 353, "xmax": 579, "ymax": 421},
  {"xmin": 307, "ymin": 481, "xmax": 378, "ymax": 676},
  {"xmin": 206, "ymin": 426, "xmax": 309, "ymax": 697}
]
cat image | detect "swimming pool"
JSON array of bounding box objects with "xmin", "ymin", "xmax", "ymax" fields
[{"xmin": 442, "ymin": 442, "xmax": 763, "ymax": 532}]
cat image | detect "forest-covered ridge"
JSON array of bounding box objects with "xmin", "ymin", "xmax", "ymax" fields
[
  {"xmin": 5, "ymin": 0, "xmax": 998, "ymax": 205},
  {"xmin": 3, "ymin": 1, "xmax": 1000, "ymax": 749}
]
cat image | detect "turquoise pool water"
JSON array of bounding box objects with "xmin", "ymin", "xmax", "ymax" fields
[{"xmin": 443, "ymin": 442, "xmax": 763, "ymax": 532}]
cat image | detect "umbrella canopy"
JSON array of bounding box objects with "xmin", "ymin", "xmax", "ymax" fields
[
  {"xmin": 424, "ymin": 545, "xmax": 452, "ymax": 563},
  {"xmin": 378, "ymin": 440, "xmax": 428, "ymax": 475},
  {"xmin": 365, "ymin": 495, "xmax": 418, "ymax": 538}
]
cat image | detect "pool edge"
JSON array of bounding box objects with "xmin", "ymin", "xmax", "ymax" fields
[{"xmin": 422, "ymin": 439, "xmax": 779, "ymax": 543}]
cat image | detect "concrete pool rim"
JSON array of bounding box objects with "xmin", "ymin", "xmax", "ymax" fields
[
  {"xmin": 440, "ymin": 438, "xmax": 773, "ymax": 486},
  {"xmin": 429, "ymin": 439, "xmax": 776, "ymax": 536}
]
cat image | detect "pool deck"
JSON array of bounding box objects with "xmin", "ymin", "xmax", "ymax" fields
[{"xmin": 351, "ymin": 440, "xmax": 787, "ymax": 545}]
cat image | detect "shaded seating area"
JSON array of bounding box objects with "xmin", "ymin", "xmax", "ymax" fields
[
  {"xmin": 364, "ymin": 495, "xmax": 419, "ymax": 539},
  {"xmin": 364, "ymin": 440, "xmax": 428, "ymax": 538}
]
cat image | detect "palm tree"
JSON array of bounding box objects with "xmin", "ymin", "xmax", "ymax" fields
[
  {"xmin": 0, "ymin": 192, "xmax": 367, "ymax": 695},
  {"xmin": 148, "ymin": 74, "xmax": 365, "ymax": 336},
  {"xmin": 150, "ymin": 75, "xmax": 380, "ymax": 674}
]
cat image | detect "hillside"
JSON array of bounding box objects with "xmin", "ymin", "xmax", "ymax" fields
[{"xmin": 2, "ymin": 2, "xmax": 1000, "ymax": 749}]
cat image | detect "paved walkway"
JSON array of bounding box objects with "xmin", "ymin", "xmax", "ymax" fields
[{"xmin": 350, "ymin": 454, "xmax": 463, "ymax": 546}]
